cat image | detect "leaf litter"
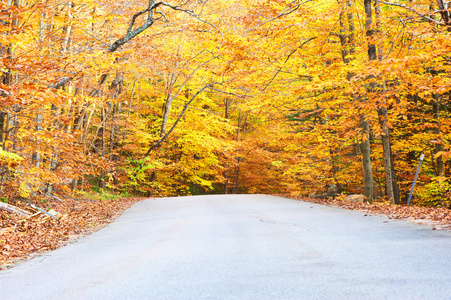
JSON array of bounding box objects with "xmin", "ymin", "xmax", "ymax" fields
[{"xmin": 0, "ymin": 196, "xmax": 143, "ymax": 270}]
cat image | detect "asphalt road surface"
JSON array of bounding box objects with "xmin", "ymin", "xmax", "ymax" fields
[{"xmin": 1, "ymin": 194, "xmax": 451, "ymax": 300}]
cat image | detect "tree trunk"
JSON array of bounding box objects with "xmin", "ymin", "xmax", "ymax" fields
[
  {"xmin": 339, "ymin": 0, "xmax": 374, "ymax": 202},
  {"xmin": 374, "ymin": 0, "xmax": 384, "ymax": 60},
  {"xmin": 433, "ymin": 95, "xmax": 445, "ymax": 176},
  {"xmin": 362, "ymin": 0, "xmax": 380, "ymax": 203},
  {"xmin": 160, "ymin": 71, "xmax": 178, "ymax": 137},
  {"xmin": 232, "ymin": 111, "xmax": 242, "ymax": 194},
  {"xmin": 339, "ymin": 8, "xmax": 350, "ymax": 64},
  {"xmin": 225, "ymin": 98, "xmax": 231, "ymax": 119},
  {"xmin": 0, "ymin": 112, "xmax": 5, "ymax": 146},
  {"xmin": 378, "ymin": 106, "xmax": 400, "ymax": 204},
  {"xmin": 370, "ymin": 0, "xmax": 400, "ymax": 204},
  {"xmin": 347, "ymin": 0, "xmax": 356, "ymax": 56},
  {"xmin": 32, "ymin": 113, "xmax": 42, "ymax": 168},
  {"xmin": 232, "ymin": 160, "xmax": 240, "ymax": 194},
  {"xmin": 224, "ymin": 98, "xmax": 231, "ymax": 194},
  {"xmin": 389, "ymin": 141, "xmax": 401, "ymax": 202},
  {"xmin": 224, "ymin": 162, "xmax": 229, "ymax": 194},
  {"xmin": 160, "ymin": 96, "xmax": 174, "ymax": 137},
  {"xmin": 364, "ymin": 0, "xmax": 377, "ymax": 60},
  {"xmin": 360, "ymin": 117, "xmax": 374, "ymax": 202},
  {"xmin": 61, "ymin": 2, "xmax": 73, "ymax": 53}
]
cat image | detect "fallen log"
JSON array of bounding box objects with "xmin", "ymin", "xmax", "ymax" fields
[{"xmin": 0, "ymin": 202, "xmax": 30, "ymax": 216}]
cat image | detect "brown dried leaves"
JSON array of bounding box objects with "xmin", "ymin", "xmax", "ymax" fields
[
  {"xmin": 283, "ymin": 195, "xmax": 451, "ymax": 229},
  {"xmin": 0, "ymin": 197, "xmax": 142, "ymax": 269}
]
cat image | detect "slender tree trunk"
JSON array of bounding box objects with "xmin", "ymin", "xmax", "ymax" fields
[
  {"xmin": 339, "ymin": 0, "xmax": 373, "ymax": 201},
  {"xmin": 433, "ymin": 95, "xmax": 445, "ymax": 176},
  {"xmin": 0, "ymin": 112, "xmax": 5, "ymax": 146},
  {"xmin": 232, "ymin": 111, "xmax": 242, "ymax": 193},
  {"xmin": 339, "ymin": 0, "xmax": 374, "ymax": 202},
  {"xmin": 374, "ymin": 0, "xmax": 384, "ymax": 60},
  {"xmin": 339, "ymin": 7, "xmax": 350, "ymax": 64},
  {"xmin": 61, "ymin": 2, "xmax": 73, "ymax": 53},
  {"xmin": 236, "ymin": 111, "xmax": 242, "ymax": 141},
  {"xmin": 119, "ymin": 80, "xmax": 136, "ymax": 158},
  {"xmin": 360, "ymin": 117, "xmax": 374, "ymax": 202},
  {"xmin": 110, "ymin": 103, "xmax": 116, "ymax": 160},
  {"xmin": 369, "ymin": 0, "xmax": 400, "ymax": 204},
  {"xmin": 347, "ymin": 0, "xmax": 356, "ymax": 55},
  {"xmin": 160, "ymin": 96, "xmax": 174, "ymax": 137},
  {"xmin": 32, "ymin": 113, "xmax": 42, "ymax": 168},
  {"xmin": 232, "ymin": 160, "xmax": 240, "ymax": 194},
  {"xmin": 99, "ymin": 105, "xmax": 106, "ymax": 189},
  {"xmin": 102, "ymin": 106, "xmax": 106, "ymax": 158},
  {"xmin": 224, "ymin": 162, "xmax": 229, "ymax": 194},
  {"xmin": 224, "ymin": 98, "xmax": 231, "ymax": 194},
  {"xmin": 160, "ymin": 73, "xmax": 178, "ymax": 137},
  {"xmin": 364, "ymin": 0, "xmax": 377, "ymax": 60},
  {"xmin": 378, "ymin": 106, "xmax": 399, "ymax": 204},
  {"xmin": 389, "ymin": 141, "xmax": 400, "ymax": 201},
  {"xmin": 160, "ymin": 46, "xmax": 180, "ymax": 137},
  {"xmin": 225, "ymin": 98, "xmax": 231, "ymax": 119},
  {"xmin": 361, "ymin": 0, "xmax": 379, "ymax": 202}
]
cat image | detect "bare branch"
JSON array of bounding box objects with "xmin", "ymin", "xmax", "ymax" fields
[
  {"xmin": 127, "ymin": 8, "xmax": 151, "ymax": 34},
  {"xmin": 143, "ymin": 82, "xmax": 220, "ymax": 157},
  {"xmin": 108, "ymin": 18, "xmax": 155, "ymax": 52},
  {"xmin": 263, "ymin": 37, "xmax": 316, "ymax": 91},
  {"xmin": 48, "ymin": 76, "xmax": 73, "ymax": 89},
  {"xmin": 208, "ymin": 87, "xmax": 248, "ymax": 98},
  {"xmin": 247, "ymin": 0, "xmax": 314, "ymax": 32},
  {"xmin": 52, "ymin": 2, "xmax": 220, "ymax": 90},
  {"xmin": 379, "ymin": 1, "xmax": 443, "ymax": 24},
  {"xmin": 109, "ymin": 1, "xmax": 222, "ymax": 52},
  {"xmin": 166, "ymin": 54, "xmax": 218, "ymax": 106},
  {"xmin": 159, "ymin": 2, "xmax": 224, "ymax": 45}
]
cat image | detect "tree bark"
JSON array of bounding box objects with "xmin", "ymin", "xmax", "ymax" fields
[
  {"xmin": 364, "ymin": 0, "xmax": 377, "ymax": 60},
  {"xmin": 362, "ymin": 0, "xmax": 380, "ymax": 203},
  {"xmin": 225, "ymin": 98, "xmax": 231, "ymax": 119},
  {"xmin": 378, "ymin": 106, "xmax": 400, "ymax": 204},
  {"xmin": 338, "ymin": 0, "xmax": 374, "ymax": 202},
  {"xmin": 0, "ymin": 112, "xmax": 5, "ymax": 146},
  {"xmin": 224, "ymin": 162, "xmax": 229, "ymax": 194},
  {"xmin": 160, "ymin": 96, "xmax": 174, "ymax": 138},
  {"xmin": 433, "ymin": 95, "xmax": 445, "ymax": 176},
  {"xmin": 232, "ymin": 159, "xmax": 240, "ymax": 194},
  {"xmin": 370, "ymin": 0, "xmax": 400, "ymax": 204},
  {"xmin": 339, "ymin": 8, "xmax": 350, "ymax": 64},
  {"xmin": 360, "ymin": 117, "xmax": 374, "ymax": 202},
  {"xmin": 224, "ymin": 98, "xmax": 231, "ymax": 194},
  {"xmin": 61, "ymin": 2, "xmax": 73, "ymax": 53}
]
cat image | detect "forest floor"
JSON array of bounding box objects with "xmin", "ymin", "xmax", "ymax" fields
[
  {"xmin": 0, "ymin": 195, "xmax": 143, "ymax": 270},
  {"xmin": 1, "ymin": 194, "xmax": 451, "ymax": 270}
]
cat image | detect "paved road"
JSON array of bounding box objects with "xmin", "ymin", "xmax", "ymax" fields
[{"xmin": 1, "ymin": 195, "xmax": 451, "ymax": 299}]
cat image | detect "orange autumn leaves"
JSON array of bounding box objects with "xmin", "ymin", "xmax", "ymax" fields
[{"xmin": 0, "ymin": 0, "xmax": 450, "ymax": 207}]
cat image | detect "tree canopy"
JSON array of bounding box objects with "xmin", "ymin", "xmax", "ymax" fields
[{"xmin": 1, "ymin": 0, "xmax": 451, "ymax": 207}]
